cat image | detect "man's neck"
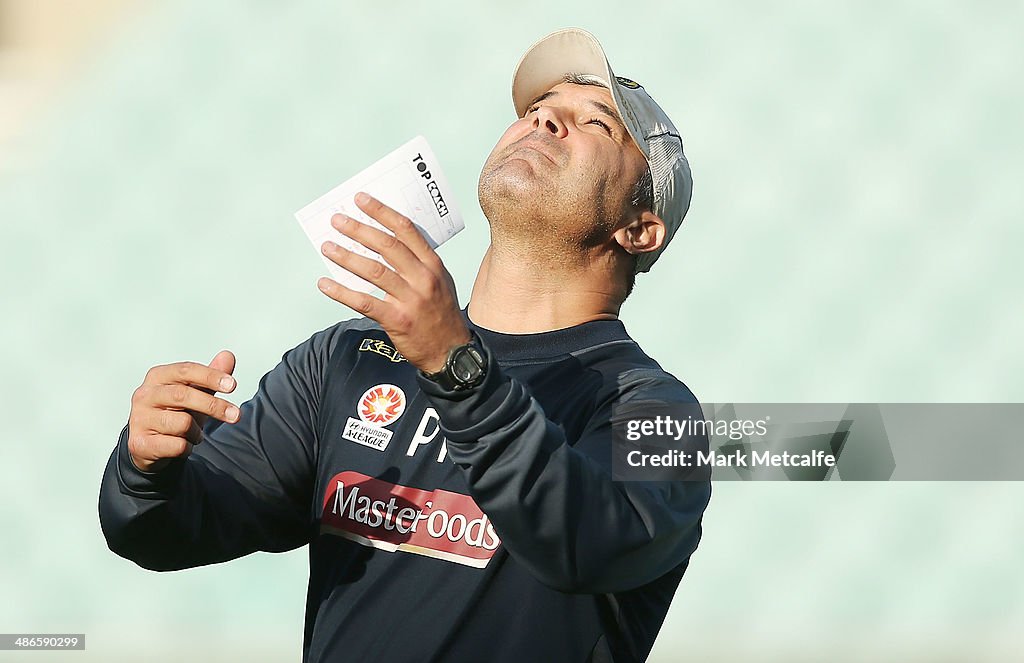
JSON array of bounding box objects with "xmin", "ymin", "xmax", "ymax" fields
[{"xmin": 466, "ymin": 244, "xmax": 623, "ymax": 334}]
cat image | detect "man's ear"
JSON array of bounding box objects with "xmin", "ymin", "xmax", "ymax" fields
[{"xmin": 613, "ymin": 210, "xmax": 666, "ymax": 257}]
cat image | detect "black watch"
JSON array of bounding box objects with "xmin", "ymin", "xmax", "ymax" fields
[{"xmin": 422, "ymin": 337, "xmax": 488, "ymax": 391}]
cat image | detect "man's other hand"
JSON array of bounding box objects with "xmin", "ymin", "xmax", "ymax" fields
[
  {"xmin": 317, "ymin": 192, "xmax": 471, "ymax": 374},
  {"xmin": 126, "ymin": 350, "xmax": 240, "ymax": 473}
]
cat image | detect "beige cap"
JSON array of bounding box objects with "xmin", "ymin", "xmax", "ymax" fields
[{"xmin": 512, "ymin": 28, "xmax": 693, "ymax": 273}]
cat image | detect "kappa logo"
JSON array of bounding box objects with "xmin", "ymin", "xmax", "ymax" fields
[
  {"xmin": 341, "ymin": 384, "xmax": 406, "ymax": 452},
  {"xmin": 358, "ymin": 338, "xmax": 407, "ymax": 363}
]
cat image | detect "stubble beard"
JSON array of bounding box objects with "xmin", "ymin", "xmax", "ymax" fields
[{"xmin": 477, "ymin": 158, "xmax": 619, "ymax": 267}]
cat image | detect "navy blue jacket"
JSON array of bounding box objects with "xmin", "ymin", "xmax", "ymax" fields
[{"xmin": 99, "ymin": 316, "xmax": 711, "ymax": 662}]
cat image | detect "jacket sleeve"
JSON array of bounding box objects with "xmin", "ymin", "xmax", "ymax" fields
[
  {"xmin": 98, "ymin": 324, "xmax": 341, "ymax": 571},
  {"xmin": 417, "ymin": 344, "xmax": 712, "ymax": 595}
]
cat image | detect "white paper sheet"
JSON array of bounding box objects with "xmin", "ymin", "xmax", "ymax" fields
[{"xmin": 294, "ymin": 136, "xmax": 464, "ymax": 294}]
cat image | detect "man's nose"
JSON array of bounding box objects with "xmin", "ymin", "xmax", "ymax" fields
[{"xmin": 532, "ymin": 106, "xmax": 569, "ymax": 138}]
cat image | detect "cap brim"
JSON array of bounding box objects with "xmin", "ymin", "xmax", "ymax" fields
[
  {"xmin": 512, "ymin": 28, "xmax": 616, "ymax": 118},
  {"xmin": 512, "ymin": 28, "xmax": 649, "ymax": 161}
]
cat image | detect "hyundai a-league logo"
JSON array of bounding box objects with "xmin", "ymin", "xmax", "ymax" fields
[{"xmin": 357, "ymin": 384, "xmax": 406, "ymax": 426}]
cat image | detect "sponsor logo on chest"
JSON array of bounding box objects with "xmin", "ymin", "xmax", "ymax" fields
[
  {"xmin": 358, "ymin": 338, "xmax": 406, "ymax": 363},
  {"xmin": 321, "ymin": 471, "xmax": 501, "ymax": 568},
  {"xmin": 342, "ymin": 383, "xmax": 406, "ymax": 451},
  {"xmin": 341, "ymin": 380, "xmax": 452, "ymax": 463}
]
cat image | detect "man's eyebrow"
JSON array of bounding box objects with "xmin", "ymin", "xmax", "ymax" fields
[
  {"xmin": 586, "ymin": 99, "xmax": 627, "ymax": 133},
  {"xmin": 525, "ymin": 90, "xmax": 557, "ymax": 111}
]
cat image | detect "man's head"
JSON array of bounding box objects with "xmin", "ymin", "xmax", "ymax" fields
[{"xmin": 477, "ymin": 28, "xmax": 692, "ymax": 287}]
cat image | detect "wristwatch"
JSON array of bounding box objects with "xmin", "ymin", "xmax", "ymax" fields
[{"xmin": 422, "ymin": 337, "xmax": 488, "ymax": 391}]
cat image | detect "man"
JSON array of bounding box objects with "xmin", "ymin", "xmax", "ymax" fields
[{"xmin": 99, "ymin": 27, "xmax": 710, "ymax": 663}]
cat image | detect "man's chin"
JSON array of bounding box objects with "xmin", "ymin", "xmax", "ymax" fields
[
  {"xmin": 487, "ymin": 154, "xmax": 545, "ymax": 182},
  {"xmin": 479, "ymin": 183, "xmax": 553, "ymax": 236},
  {"xmin": 479, "ymin": 165, "xmax": 550, "ymax": 212}
]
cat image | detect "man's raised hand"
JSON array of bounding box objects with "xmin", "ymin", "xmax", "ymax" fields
[
  {"xmin": 126, "ymin": 350, "xmax": 240, "ymax": 473},
  {"xmin": 317, "ymin": 192, "xmax": 471, "ymax": 374}
]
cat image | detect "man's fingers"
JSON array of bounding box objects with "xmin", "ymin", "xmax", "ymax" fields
[
  {"xmin": 127, "ymin": 352, "xmax": 239, "ymax": 472},
  {"xmin": 146, "ymin": 361, "xmax": 236, "ymax": 393},
  {"xmin": 184, "ymin": 418, "xmax": 204, "ymax": 446},
  {"xmin": 150, "ymin": 434, "xmax": 195, "ymax": 458},
  {"xmin": 321, "ymin": 239, "xmax": 412, "ymax": 299},
  {"xmin": 138, "ymin": 409, "xmax": 193, "ymax": 437},
  {"xmin": 134, "ymin": 408, "xmax": 201, "ymax": 443},
  {"xmin": 352, "ymin": 192, "xmax": 440, "ymax": 263},
  {"xmin": 127, "ymin": 409, "xmax": 204, "ymax": 471},
  {"xmin": 330, "ymin": 212, "xmax": 428, "ymax": 278},
  {"xmin": 317, "ymin": 276, "xmax": 403, "ymax": 325},
  {"xmin": 129, "ymin": 434, "xmax": 194, "ymax": 470},
  {"xmin": 208, "ymin": 350, "xmax": 236, "ymax": 382},
  {"xmin": 150, "ymin": 384, "xmax": 240, "ymax": 423}
]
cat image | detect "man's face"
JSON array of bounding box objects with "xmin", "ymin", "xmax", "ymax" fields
[{"xmin": 477, "ymin": 81, "xmax": 649, "ymax": 253}]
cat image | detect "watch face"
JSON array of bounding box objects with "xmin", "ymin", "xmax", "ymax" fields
[{"xmin": 451, "ymin": 346, "xmax": 485, "ymax": 384}]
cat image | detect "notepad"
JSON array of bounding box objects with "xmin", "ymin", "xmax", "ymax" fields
[{"xmin": 294, "ymin": 136, "xmax": 464, "ymax": 294}]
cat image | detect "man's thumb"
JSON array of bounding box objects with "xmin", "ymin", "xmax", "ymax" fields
[{"xmin": 209, "ymin": 349, "xmax": 236, "ymax": 378}]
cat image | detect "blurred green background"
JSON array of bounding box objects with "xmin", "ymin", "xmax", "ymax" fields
[{"xmin": 1, "ymin": 1, "xmax": 1021, "ymax": 661}]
